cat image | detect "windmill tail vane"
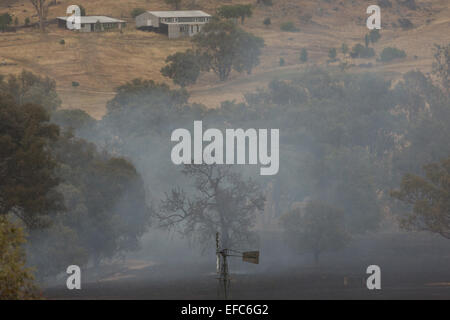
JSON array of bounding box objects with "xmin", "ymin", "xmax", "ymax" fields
[{"xmin": 215, "ymin": 232, "xmax": 260, "ymax": 299}]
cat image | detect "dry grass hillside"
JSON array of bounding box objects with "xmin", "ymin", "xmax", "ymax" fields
[{"xmin": 0, "ymin": 0, "xmax": 449, "ymax": 118}]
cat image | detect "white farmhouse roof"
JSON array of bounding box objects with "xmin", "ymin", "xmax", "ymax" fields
[
  {"xmin": 147, "ymin": 10, "xmax": 211, "ymax": 18},
  {"xmin": 57, "ymin": 16, "xmax": 126, "ymax": 23}
]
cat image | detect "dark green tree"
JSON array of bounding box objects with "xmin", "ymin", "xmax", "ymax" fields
[
  {"xmin": 379, "ymin": 47, "xmax": 406, "ymax": 62},
  {"xmin": 217, "ymin": 5, "xmax": 252, "ymax": 24},
  {"xmin": 48, "ymin": 131, "xmax": 152, "ymax": 266},
  {"xmin": 0, "ymin": 13, "xmax": 12, "ymax": 32},
  {"xmin": 232, "ymin": 31, "xmax": 265, "ymax": 75},
  {"xmin": 193, "ymin": 19, "xmax": 264, "ymax": 81},
  {"xmin": 369, "ymin": 29, "xmax": 381, "ymax": 43},
  {"xmin": 0, "ymin": 94, "xmax": 62, "ymax": 228},
  {"xmin": 161, "ymin": 50, "xmax": 201, "ymax": 87},
  {"xmin": 350, "ymin": 43, "xmax": 375, "ymax": 58}
]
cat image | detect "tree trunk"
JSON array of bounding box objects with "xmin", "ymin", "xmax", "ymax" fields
[
  {"xmin": 30, "ymin": 0, "xmax": 47, "ymax": 33},
  {"xmin": 39, "ymin": 19, "xmax": 45, "ymax": 32}
]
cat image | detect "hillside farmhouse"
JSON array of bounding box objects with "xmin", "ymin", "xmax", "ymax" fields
[
  {"xmin": 57, "ymin": 16, "xmax": 126, "ymax": 32},
  {"xmin": 135, "ymin": 10, "xmax": 212, "ymax": 39}
]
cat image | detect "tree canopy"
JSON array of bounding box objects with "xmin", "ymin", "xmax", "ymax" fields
[
  {"xmin": 0, "ymin": 70, "xmax": 61, "ymax": 113},
  {"xmin": 0, "ymin": 94, "xmax": 61, "ymax": 228},
  {"xmin": 192, "ymin": 19, "xmax": 264, "ymax": 81},
  {"xmin": 391, "ymin": 157, "xmax": 450, "ymax": 239},
  {"xmin": 161, "ymin": 50, "xmax": 201, "ymax": 87},
  {"xmin": 0, "ymin": 13, "xmax": 12, "ymax": 32},
  {"xmin": 0, "ymin": 216, "xmax": 40, "ymax": 299},
  {"xmin": 217, "ymin": 4, "xmax": 253, "ymax": 24},
  {"xmin": 432, "ymin": 43, "xmax": 450, "ymax": 93},
  {"xmin": 158, "ymin": 164, "xmax": 265, "ymax": 249}
]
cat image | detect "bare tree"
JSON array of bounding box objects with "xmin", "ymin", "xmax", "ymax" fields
[
  {"xmin": 158, "ymin": 164, "xmax": 265, "ymax": 249},
  {"xmin": 30, "ymin": 0, "xmax": 50, "ymax": 32}
]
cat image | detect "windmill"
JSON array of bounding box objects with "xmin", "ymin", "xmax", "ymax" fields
[{"xmin": 215, "ymin": 232, "xmax": 260, "ymax": 299}]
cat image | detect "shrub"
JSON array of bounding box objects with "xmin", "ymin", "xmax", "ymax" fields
[
  {"xmin": 59, "ymin": 39, "xmax": 65, "ymax": 45},
  {"xmin": 328, "ymin": 48, "xmax": 337, "ymax": 60},
  {"xmin": 72, "ymin": 81, "xmax": 80, "ymax": 87},
  {"xmin": 300, "ymin": 14, "xmax": 313, "ymax": 24},
  {"xmin": 398, "ymin": 18, "xmax": 414, "ymax": 30},
  {"xmin": 379, "ymin": 47, "xmax": 406, "ymax": 62},
  {"xmin": 263, "ymin": 17, "xmax": 271, "ymax": 27},
  {"xmin": 280, "ymin": 21, "xmax": 299, "ymax": 32},
  {"xmin": 350, "ymin": 43, "xmax": 375, "ymax": 59},
  {"xmin": 369, "ymin": 29, "xmax": 381, "ymax": 43},
  {"xmin": 25, "ymin": 17, "xmax": 30, "ymax": 26},
  {"xmin": 279, "ymin": 57, "xmax": 285, "ymax": 66},
  {"xmin": 300, "ymin": 48, "xmax": 308, "ymax": 63}
]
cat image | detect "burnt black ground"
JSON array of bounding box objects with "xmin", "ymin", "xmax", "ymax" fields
[
  {"xmin": 43, "ymin": 232, "xmax": 450, "ymax": 300},
  {"xmin": 44, "ymin": 261, "xmax": 450, "ymax": 300}
]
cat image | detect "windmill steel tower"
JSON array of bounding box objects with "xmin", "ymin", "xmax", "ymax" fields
[{"xmin": 216, "ymin": 232, "xmax": 260, "ymax": 299}]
